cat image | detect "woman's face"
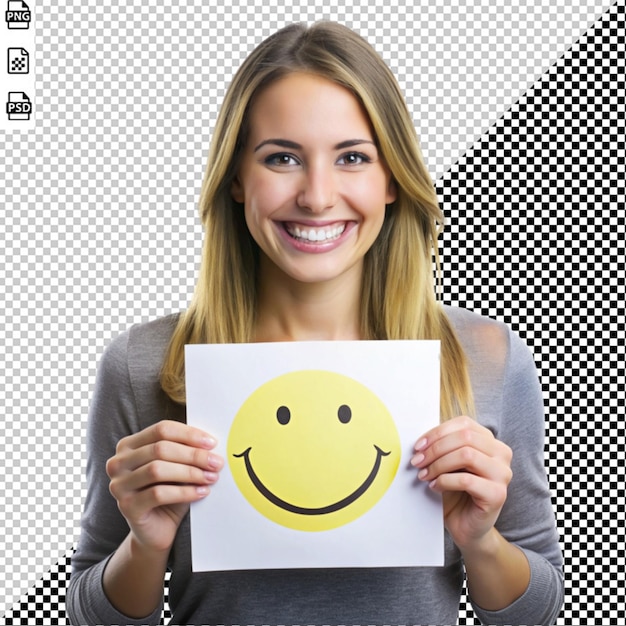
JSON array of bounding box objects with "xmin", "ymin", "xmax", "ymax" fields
[{"xmin": 232, "ymin": 72, "xmax": 396, "ymax": 289}]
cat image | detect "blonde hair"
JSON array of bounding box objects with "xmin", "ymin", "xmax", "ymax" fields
[{"xmin": 161, "ymin": 21, "xmax": 474, "ymax": 420}]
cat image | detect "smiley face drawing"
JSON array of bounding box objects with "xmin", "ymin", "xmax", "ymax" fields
[{"xmin": 227, "ymin": 370, "xmax": 401, "ymax": 531}]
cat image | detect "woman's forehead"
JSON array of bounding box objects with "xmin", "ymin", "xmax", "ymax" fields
[{"xmin": 245, "ymin": 73, "xmax": 375, "ymax": 146}]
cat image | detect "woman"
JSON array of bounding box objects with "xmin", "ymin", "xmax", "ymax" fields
[{"xmin": 67, "ymin": 21, "xmax": 563, "ymax": 625}]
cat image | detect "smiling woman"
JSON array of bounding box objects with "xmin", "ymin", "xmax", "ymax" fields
[
  {"xmin": 163, "ymin": 23, "xmax": 474, "ymax": 419},
  {"xmin": 67, "ymin": 20, "xmax": 563, "ymax": 626},
  {"xmin": 231, "ymin": 72, "xmax": 395, "ymax": 291}
]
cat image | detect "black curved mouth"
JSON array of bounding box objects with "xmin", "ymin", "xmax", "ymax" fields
[{"xmin": 233, "ymin": 444, "xmax": 390, "ymax": 515}]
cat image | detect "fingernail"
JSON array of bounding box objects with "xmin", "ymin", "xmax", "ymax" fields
[
  {"xmin": 418, "ymin": 468, "xmax": 428, "ymax": 480},
  {"xmin": 203, "ymin": 471, "xmax": 219, "ymax": 482},
  {"xmin": 202, "ymin": 436, "xmax": 217, "ymax": 448},
  {"xmin": 412, "ymin": 453, "xmax": 425, "ymax": 467},
  {"xmin": 415, "ymin": 438, "xmax": 427, "ymax": 451},
  {"xmin": 207, "ymin": 454, "xmax": 221, "ymax": 470},
  {"xmin": 196, "ymin": 486, "xmax": 210, "ymax": 496}
]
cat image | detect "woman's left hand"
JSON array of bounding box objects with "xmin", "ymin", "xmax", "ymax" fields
[{"xmin": 411, "ymin": 415, "xmax": 513, "ymax": 552}]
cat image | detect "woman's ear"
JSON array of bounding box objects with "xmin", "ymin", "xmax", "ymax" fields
[
  {"xmin": 385, "ymin": 178, "xmax": 398, "ymax": 205},
  {"xmin": 231, "ymin": 176, "xmax": 245, "ymax": 203}
]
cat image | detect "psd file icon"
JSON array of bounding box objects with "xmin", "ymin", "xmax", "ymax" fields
[
  {"xmin": 6, "ymin": 92, "xmax": 32, "ymax": 120},
  {"xmin": 6, "ymin": 0, "xmax": 31, "ymax": 28},
  {"xmin": 8, "ymin": 48, "xmax": 29, "ymax": 74}
]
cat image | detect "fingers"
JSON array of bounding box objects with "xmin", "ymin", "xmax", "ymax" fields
[
  {"xmin": 415, "ymin": 444, "xmax": 511, "ymax": 487},
  {"xmin": 112, "ymin": 456, "xmax": 220, "ymax": 494},
  {"xmin": 415, "ymin": 416, "xmax": 502, "ymax": 456},
  {"xmin": 411, "ymin": 416, "xmax": 512, "ymax": 487},
  {"xmin": 104, "ymin": 421, "xmax": 225, "ymax": 553},
  {"xmin": 107, "ymin": 421, "xmax": 224, "ymax": 509},
  {"xmin": 427, "ymin": 472, "xmax": 509, "ymax": 513},
  {"xmin": 114, "ymin": 482, "xmax": 209, "ymax": 523},
  {"xmin": 115, "ymin": 420, "xmax": 217, "ymax": 455},
  {"xmin": 412, "ymin": 416, "xmax": 514, "ymax": 550},
  {"xmin": 108, "ymin": 435, "xmax": 222, "ymax": 477}
]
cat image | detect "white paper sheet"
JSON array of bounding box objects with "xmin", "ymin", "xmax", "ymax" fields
[{"xmin": 185, "ymin": 340, "xmax": 443, "ymax": 572}]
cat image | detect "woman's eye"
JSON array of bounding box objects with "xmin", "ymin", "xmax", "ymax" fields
[
  {"xmin": 265, "ymin": 153, "xmax": 298, "ymax": 166},
  {"xmin": 337, "ymin": 152, "xmax": 370, "ymax": 166}
]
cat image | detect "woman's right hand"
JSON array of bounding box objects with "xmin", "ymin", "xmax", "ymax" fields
[{"xmin": 106, "ymin": 420, "xmax": 223, "ymax": 554}]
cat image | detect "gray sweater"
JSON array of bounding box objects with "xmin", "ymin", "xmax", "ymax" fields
[{"xmin": 67, "ymin": 306, "xmax": 563, "ymax": 625}]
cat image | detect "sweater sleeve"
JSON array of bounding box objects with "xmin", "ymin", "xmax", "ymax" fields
[
  {"xmin": 65, "ymin": 330, "xmax": 164, "ymax": 626},
  {"xmin": 470, "ymin": 328, "xmax": 564, "ymax": 626}
]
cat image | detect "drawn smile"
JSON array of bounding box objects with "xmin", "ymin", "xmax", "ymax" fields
[{"xmin": 233, "ymin": 444, "xmax": 391, "ymax": 515}]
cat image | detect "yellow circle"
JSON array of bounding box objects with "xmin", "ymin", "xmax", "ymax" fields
[{"xmin": 227, "ymin": 370, "xmax": 401, "ymax": 531}]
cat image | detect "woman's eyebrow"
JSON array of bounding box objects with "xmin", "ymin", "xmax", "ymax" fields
[
  {"xmin": 334, "ymin": 139, "xmax": 375, "ymax": 150},
  {"xmin": 253, "ymin": 138, "xmax": 375, "ymax": 152},
  {"xmin": 254, "ymin": 138, "xmax": 301, "ymax": 152}
]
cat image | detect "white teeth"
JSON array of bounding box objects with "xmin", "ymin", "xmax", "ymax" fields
[{"xmin": 286, "ymin": 223, "xmax": 346, "ymax": 242}]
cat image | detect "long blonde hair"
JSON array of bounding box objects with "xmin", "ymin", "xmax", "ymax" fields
[{"xmin": 161, "ymin": 21, "xmax": 474, "ymax": 420}]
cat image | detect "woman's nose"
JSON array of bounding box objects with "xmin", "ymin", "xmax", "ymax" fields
[{"xmin": 296, "ymin": 163, "xmax": 338, "ymax": 213}]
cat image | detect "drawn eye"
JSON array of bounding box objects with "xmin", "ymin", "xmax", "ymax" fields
[
  {"xmin": 276, "ymin": 405, "xmax": 291, "ymax": 425},
  {"xmin": 337, "ymin": 404, "xmax": 352, "ymax": 424}
]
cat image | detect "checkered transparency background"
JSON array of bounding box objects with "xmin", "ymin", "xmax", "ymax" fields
[{"xmin": 0, "ymin": 0, "xmax": 624, "ymax": 624}]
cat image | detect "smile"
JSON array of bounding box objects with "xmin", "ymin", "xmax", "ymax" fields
[
  {"xmin": 283, "ymin": 221, "xmax": 346, "ymax": 243},
  {"xmin": 233, "ymin": 444, "xmax": 390, "ymax": 515}
]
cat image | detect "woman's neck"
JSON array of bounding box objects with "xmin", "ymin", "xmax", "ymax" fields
[{"xmin": 253, "ymin": 261, "xmax": 363, "ymax": 342}]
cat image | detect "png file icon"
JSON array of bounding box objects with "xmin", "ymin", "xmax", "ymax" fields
[{"xmin": 6, "ymin": 0, "xmax": 31, "ymax": 29}]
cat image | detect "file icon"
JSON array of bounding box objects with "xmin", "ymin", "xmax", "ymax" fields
[
  {"xmin": 8, "ymin": 48, "xmax": 29, "ymax": 74},
  {"xmin": 6, "ymin": 0, "xmax": 31, "ymax": 29},
  {"xmin": 6, "ymin": 91, "xmax": 32, "ymax": 120}
]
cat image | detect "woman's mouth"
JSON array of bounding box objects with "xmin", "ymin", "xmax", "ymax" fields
[{"xmin": 283, "ymin": 222, "xmax": 347, "ymax": 243}]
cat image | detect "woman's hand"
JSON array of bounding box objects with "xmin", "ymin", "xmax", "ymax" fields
[
  {"xmin": 411, "ymin": 415, "xmax": 513, "ymax": 552},
  {"xmin": 106, "ymin": 420, "xmax": 223, "ymax": 554}
]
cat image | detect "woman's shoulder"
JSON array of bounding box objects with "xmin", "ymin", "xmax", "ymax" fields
[
  {"xmin": 126, "ymin": 312, "xmax": 180, "ymax": 351},
  {"xmin": 443, "ymin": 305, "xmax": 539, "ymax": 390},
  {"xmin": 443, "ymin": 305, "xmax": 511, "ymax": 364},
  {"xmin": 94, "ymin": 314, "xmax": 185, "ymax": 424},
  {"xmin": 100, "ymin": 313, "xmax": 180, "ymax": 383}
]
